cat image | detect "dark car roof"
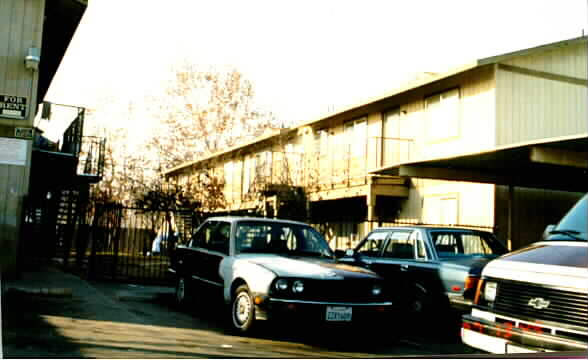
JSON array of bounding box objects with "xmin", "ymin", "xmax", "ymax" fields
[
  {"xmin": 369, "ymin": 225, "xmax": 494, "ymax": 234},
  {"xmin": 205, "ymin": 216, "xmax": 311, "ymax": 227}
]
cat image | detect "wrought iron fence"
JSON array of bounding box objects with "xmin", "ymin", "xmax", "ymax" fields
[{"xmin": 80, "ymin": 206, "xmax": 198, "ymax": 284}]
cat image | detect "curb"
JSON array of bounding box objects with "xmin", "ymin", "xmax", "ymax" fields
[{"xmin": 4, "ymin": 287, "xmax": 73, "ymax": 297}]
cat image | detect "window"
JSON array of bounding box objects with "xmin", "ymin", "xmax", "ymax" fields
[
  {"xmin": 461, "ymin": 234, "xmax": 493, "ymax": 255},
  {"xmin": 382, "ymin": 109, "xmax": 400, "ymax": 166},
  {"xmin": 433, "ymin": 233, "xmax": 460, "ymax": 255},
  {"xmin": 242, "ymin": 157, "xmax": 252, "ymax": 194},
  {"xmin": 191, "ymin": 221, "xmax": 230, "ymax": 255},
  {"xmin": 412, "ymin": 231, "xmax": 427, "ymax": 259},
  {"xmin": 431, "ymin": 231, "xmax": 497, "ymax": 257},
  {"xmin": 423, "ymin": 195, "xmax": 458, "ymax": 225},
  {"xmin": 224, "ymin": 161, "xmax": 233, "ymax": 188},
  {"xmin": 235, "ymin": 221, "xmax": 332, "ymax": 257},
  {"xmin": 314, "ymin": 129, "xmax": 329, "ymax": 155},
  {"xmin": 356, "ymin": 231, "xmax": 388, "ymax": 257},
  {"xmin": 383, "ymin": 231, "xmax": 414, "ymax": 259},
  {"xmin": 425, "ymin": 88, "xmax": 460, "ymax": 141},
  {"xmin": 344, "ymin": 117, "xmax": 367, "ymax": 157}
]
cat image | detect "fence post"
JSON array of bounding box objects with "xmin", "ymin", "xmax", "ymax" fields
[{"xmin": 110, "ymin": 206, "xmax": 122, "ymax": 281}]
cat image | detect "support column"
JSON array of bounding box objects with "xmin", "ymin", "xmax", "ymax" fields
[
  {"xmin": 367, "ymin": 178, "xmax": 376, "ymax": 232},
  {"xmin": 507, "ymin": 185, "xmax": 514, "ymax": 251}
]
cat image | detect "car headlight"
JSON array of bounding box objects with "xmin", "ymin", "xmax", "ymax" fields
[
  {"xmin": 372, "ymin": 284, "xmax": 382, "ymax": 296},
  {"xmin": 484, "ymin": 281, "xmax": 497, "ymax": 302},
  {"xmin": 275, "ymin": 279, "xmax": 289, "ymax": 291},
  {"xmin": 292, "ymin": 280, "xmax": 304, "ymax": 293}
]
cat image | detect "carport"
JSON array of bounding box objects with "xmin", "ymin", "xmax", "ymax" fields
[{"xmin": 372, "ymin": 134, "xmax": 588, "ymax": 249}]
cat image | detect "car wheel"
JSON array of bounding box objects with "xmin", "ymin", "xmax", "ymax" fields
[
  {"xmin": 230, "ymin": 284, "xmax": 255, "ymax": 333},
  {"xmin": 408, "ymin": 286, "xmax": 431, "ymax": 320},
  {"xmin": 175, "ymin": 276, "xmax": 190, "ymax": 307}
]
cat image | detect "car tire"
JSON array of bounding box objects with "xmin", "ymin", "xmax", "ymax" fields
[
  {"xmin": 230, "ymin": 284, "xmax": 255, "ymax": 333},
  {"xmin": 407, "ymin": 286, "xmax": 432, "ymax": 321},
  {"xmin": 175, "ymin": 276, "xmax": 191, "ymax": 308}
]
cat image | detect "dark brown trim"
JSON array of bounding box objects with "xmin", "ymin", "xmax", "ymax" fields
[{"xmin": 498, "ymin": 63, "xmax": 588, "ymax": 87}]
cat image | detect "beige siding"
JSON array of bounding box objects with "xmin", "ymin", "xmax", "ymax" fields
[
  {"xmin": 0, "ymin": 0, "xmax": 44, "ymax": 127},
  {"xmin": 408, "ymin": 67, "xmax": 496, "ymax": 161},
  {"xmin": 398, "ymin": 179, "xmax": 494, "ymax": 228},
  {"xmin": 0, "ymin": 0, "xmax": 45, "ymax": 274},
  {"xmin": 494, "ymin": 187, "xmax": 584, "ymax": 250},
  {"xmin": 0, "ymin": 163, "xmax": 29, "ymax": 266},
  {"xmin": 391, "ymin": 68, "xmax": 498, "ymax": 229},
  {"xmin": 496, "ymin": 41, "xmax": 587, "ymax": 146}
]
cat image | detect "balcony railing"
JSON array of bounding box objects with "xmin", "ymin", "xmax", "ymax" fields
[
  {"xmin": 304, "ymin": 137, "xmax": 414, "ymax": 189},
  {"xmin": 61, "ymin": 107, "xmax": 85, "ymax": 157},
  {"xmin": 77, "ymin": 136, "xmax": 106, "ymax": 181},
  {"xmin": 221, "ymin": 137, "xmax": 414, "ymax": 201},
  {"xmin": 38, "ymin": 102, "xmax": 106, "ymax": 183}
]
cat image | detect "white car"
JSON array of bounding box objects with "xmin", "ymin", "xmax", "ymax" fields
[
  {"xmin": 169, "ymin": 216, "xmax": 393, "ymax": 333},
  {"xmin": 461, "ymin": 194, "xmax": 587, "ymax": 354}
]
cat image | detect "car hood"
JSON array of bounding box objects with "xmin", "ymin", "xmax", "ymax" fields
[
  {"xmin": 482, "ymin": 242, "xmax": 588, "ymax": 290},
  {"xmin": 239, "ymin": 254, "xmax": 380, "ymax": 280},
  {"xmin": 440, "ymin": 255, "xmax": 499, "ymax": 275}
]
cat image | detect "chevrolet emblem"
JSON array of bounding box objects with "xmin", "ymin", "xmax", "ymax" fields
[{"xmin": 528, "ymin": 297, "xmax": 550, "ymax": 310}]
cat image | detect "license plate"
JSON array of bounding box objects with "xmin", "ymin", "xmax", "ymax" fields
[{"xmin": 326, "ymin": 306, "xmax": 352, "ymax": 321}]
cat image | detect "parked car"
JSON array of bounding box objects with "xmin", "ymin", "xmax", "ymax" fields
[
  {"xmin": 339, "ymin": 226, "xmax": 507, "ymax": 320},
  {"xmin": 461, "ymin": 194, "xmax": 587, "ymax": 354},
  {"xmin": 169, "ymin": 216, "xmax": 393, "ymax": 333}
]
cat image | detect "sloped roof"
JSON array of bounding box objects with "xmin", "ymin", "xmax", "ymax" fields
[
  {"xmin": 293, "ymin": 35, "xmax": 587, "ymax": 131},
  {"xmin": 165, "ymin": 35, "xmax": 587, "ymax": 176}
]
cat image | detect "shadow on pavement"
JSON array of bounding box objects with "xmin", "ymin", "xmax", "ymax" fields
[{"xmin": 1, "ymin": 291, "xmax": 85, "ymax": 358}]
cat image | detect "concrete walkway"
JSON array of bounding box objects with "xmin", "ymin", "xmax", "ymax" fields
[
  {"xmin": 1, "ymin": 266, "xmax": 173, "ymax": 302},
  {"xmin": 1, "ymin": 266, "xmax": 175, "ymax": 358}
]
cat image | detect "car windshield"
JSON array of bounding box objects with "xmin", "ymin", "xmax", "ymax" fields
[
  {"xmin": 235, "ymin": 221, "xmax": 334, "ymax": 258},
  {"xmin": 430, "ymin": 230, "xmax": 506, "ymax": 257},
  {"xmin": 551, "ymin": 194, "xmax": 588, "ymax": 241}
]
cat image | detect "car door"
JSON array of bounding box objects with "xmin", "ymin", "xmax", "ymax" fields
[
  {"xmin": 400, "ymin": 229, "xmax": 443, "ymax": 297},
  {"xmin": 367, "ymin": 229, "xmax": 414, "ymax": 291},
  {"xmin": 172, "ymin": 220, "xmax": 214, "ymax": 287},
  {"xmin": 180, "ymin": 220, "xmax": 218, "ymax": 285},
  {"xmin": 347, "ymin": 230, "xmax": 390, "ymax": 268},
  {"xmin": 198, "ymin": 220, "xmax": 231, "ymax": 288}
]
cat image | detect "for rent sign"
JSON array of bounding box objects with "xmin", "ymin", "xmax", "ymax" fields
[{"xmin": 0, "ymin": 95, "xmax": 27, "ymax": 118}]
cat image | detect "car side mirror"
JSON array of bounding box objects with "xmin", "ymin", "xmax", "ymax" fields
[
  {"xmin": 543, "ymin": 224, "xmax": 556, "ymax": 240},
  {"xmin": 344, "ymin": 249, "xmax": 355, "ymax": 257},
  {"xmin": 334, "ymin": 249, "xmax": 345, "ymax": 258}
]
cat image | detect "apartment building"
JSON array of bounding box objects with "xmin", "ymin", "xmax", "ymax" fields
[
  {"xmin": 1, "ymin": 0, "xmax": 87, "ymax": 276},
  {"xmin": 165, "ymin": 36, "xmax": 587, "ymax": 251}
]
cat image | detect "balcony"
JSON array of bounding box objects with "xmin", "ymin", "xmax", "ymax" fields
[
  {"xmin": 222, "ymin": 137, "xmax": 413, "ymax": 203},
  {"xmin": 77, "ymin": 136, "xmax": 106, "ymax": 182},
  {"xmin": 33, "ymin": 103, "xmax": 105, "ymax": 186},
  {"xmin": 305, "ymin": 137, "xmax": 414, "ymax": 190}
]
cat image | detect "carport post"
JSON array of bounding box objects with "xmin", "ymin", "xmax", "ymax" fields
[
  {"xmin": 507, "ymin": 185, "xmax": 514, "ymax": 251},
  {"xmin": 367, "ymin": 178, "xmax": 375, "ymax": 233}
]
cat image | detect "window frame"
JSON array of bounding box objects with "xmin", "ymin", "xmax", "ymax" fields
[
  {"xmin": 424, "ymin": 87, "xmax": 461, "ymax": 142},
  {"xmin": 382, "ymin": 230, "xmax": 415, "ymax": 260},
  {"xmin": 190, "ymin": 220, "xmax": 231, "ymax": 255},
  {"xmin": 344, "ymin": 116, "xmax": 368, "ymax": 158}
]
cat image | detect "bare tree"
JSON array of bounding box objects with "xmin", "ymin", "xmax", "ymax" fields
[{"xmin": 147, "ymin": 62, "xmax": 280, "ymax": 171}]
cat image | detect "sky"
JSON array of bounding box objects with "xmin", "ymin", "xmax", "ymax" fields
[{"xmin": 41, "ymin": 0, "xmax": 587, "ymax": 141}]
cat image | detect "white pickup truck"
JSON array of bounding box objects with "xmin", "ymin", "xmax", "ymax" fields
[{"xmin": 461, "ymin": 193, "xmax": 587, "ymax": 354}]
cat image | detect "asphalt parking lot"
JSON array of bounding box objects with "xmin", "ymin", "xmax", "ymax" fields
[{"xmin": 1, "ymin": 266, "xmax": 479, "ymax": 358}]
